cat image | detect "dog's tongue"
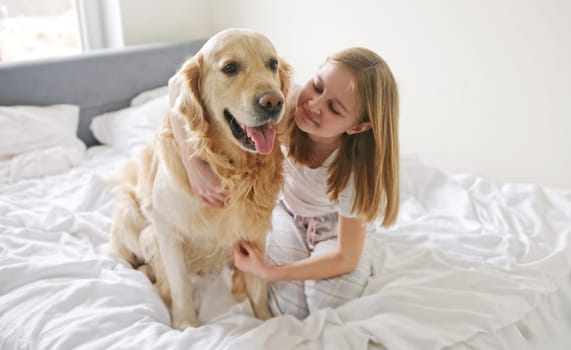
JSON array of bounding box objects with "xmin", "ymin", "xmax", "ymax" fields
[{"xmin": 245, "ymin": 124, "xmax": 276, "ymax": 154}]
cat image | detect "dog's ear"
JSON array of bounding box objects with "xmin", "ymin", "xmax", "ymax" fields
[
  {"xmin": 273, "ymin": 58, "xmax": 294, "ymax": 137},
  {"xmin": 177, "ymin": 54, "xmax": 209, "ymax": 134},
  {"xmin": 278, "ymin": 58, "xmax": 293, "ymax": 100}
]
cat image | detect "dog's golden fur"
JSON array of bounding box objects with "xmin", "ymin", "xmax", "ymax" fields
[{"xmin": 109, "ymin": 28, "xmax": 292, "ymax": 329}]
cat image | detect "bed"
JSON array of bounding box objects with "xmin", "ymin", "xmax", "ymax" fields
[{"xmin": 1, "ymin": 39, "xmax": 570, "ymax": 350}]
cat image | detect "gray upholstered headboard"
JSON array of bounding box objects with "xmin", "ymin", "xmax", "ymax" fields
[{"xmin": 0, "ymin": 39, "xmax": 207, "ymax": 147}]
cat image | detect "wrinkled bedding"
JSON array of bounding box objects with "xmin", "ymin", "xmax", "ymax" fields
[
  {"xmin": 1, "ymin": 147, "xmax": 570, "ymax": 350},
  {"xmin": 0, "ymin": 104, "xmax": 86, "ymax": 183}
]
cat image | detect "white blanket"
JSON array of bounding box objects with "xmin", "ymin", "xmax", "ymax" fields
[{"xmin": 1, "ymin": 148, "xmax": 570, "ymax": 350}]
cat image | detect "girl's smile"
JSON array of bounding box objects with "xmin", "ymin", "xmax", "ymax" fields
[{"xmin": 298, "ymin": 103, "xmax": 320, "ymax": 127}]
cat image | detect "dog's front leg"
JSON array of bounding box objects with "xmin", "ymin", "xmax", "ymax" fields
[
  {"xmin": 243, "ymin": 271, "xmax": 272, "ymax": 320},
  {"xmin": 234, "ymin": 239, "xmax": 272, "ymax": 320},
  {"xmin": 153, "ymin": 219, "xmax": 199, "ymax": 329}
]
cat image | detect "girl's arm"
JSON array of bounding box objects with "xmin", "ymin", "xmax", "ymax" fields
[
  {"xmin": 168, "ymin": 76, "xmax": 227, "ymax": 207},
  {"xmin": 234, "ymin": 215, "xmax": 368, "ymax": 281}
]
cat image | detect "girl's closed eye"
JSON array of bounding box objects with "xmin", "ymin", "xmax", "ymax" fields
[
  {"xmin": 313, "ymin": 80, "xmax": 323, "ymax": 93},
  {"xmin": 328, "ymin": 102, "xmax": 340, "ymax": 115}
]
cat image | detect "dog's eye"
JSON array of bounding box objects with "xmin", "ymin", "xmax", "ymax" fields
[
  {"xmin": 222, "ymin": 62, "xmax": 239, "ymax": 75},
  {"xmin": 268, "ymin": 59, "xmax": 278, "ymax": 72}
]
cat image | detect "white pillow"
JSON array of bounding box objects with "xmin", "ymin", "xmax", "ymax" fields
[
  {"xmin": 0, "ymin": 104, "xmax": 86, "ymax": 182},
  {"xmin": 130, "ymin": 86, "xmax": 168, "ymax": 106},
  {"xmin": 90, "ymin": 89, "xmax": 168, "ymax": 157}
]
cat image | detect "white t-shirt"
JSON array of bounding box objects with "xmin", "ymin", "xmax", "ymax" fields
[{"xmin": 280, "ymin": 145, "xmax": 358, "ymax": 218}]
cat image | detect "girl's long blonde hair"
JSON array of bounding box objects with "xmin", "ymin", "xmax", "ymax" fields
[{"xmin": 286, "ymin": 48, "xmax": 400, "ymax": 226}]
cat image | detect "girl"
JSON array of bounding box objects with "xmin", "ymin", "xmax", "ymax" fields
[{"xmin": 169, "ymin": 47, "xmax": 400, "ymax": 319}]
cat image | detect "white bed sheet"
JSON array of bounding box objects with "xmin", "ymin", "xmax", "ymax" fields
[{"xmin": 1, "ymin": 147, "xmax": 570, "ymax": 350}]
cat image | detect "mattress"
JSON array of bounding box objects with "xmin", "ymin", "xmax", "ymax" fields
[{"xmin": 1, "ymin": 147, "xmax": 570, "ymax": 350}]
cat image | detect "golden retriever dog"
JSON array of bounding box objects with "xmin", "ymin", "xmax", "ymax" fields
[{"xmin": 109, "ymin": 28, "xmax": 292, "ymax": 329}]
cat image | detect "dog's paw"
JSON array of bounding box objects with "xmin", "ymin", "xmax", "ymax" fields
[
  {"xmin": 254, "ymin": 303, "xmax": 272, "ymax": 321},
  {"xmin": 172, "ymin": 314, "xmax": 200, "ymax": 330}
]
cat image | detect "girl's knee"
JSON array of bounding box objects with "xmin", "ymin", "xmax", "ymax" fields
[
  {"xmin": 268, "ymin": 280, "xmax": 309, "ymax": 320},
  {"xmin": 305, "ymin": 279, "xmax": 354, "ymax": 312},
  {"xmin": 305, "ymin": 264, "xmax": 371, "ymax": 313}
]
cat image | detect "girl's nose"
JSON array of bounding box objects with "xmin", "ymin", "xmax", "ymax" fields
[{"xmin": 307, "ymin": 96, "xmax": 321, "ymax": 115}]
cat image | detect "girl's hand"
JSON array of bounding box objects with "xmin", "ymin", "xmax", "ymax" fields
[
  {"xmin": 233, "ymin": 242, "xmax": 272, "ymax": 281},
  {"xmin": 185, "ymin": 155, "xmax": 227, "ymax": 207},
  {"xmin": 168, "ymin": 75, "xmax": 227, "ymax": 207}
]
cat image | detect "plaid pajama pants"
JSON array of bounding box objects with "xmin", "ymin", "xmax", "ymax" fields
[{"xmin": 266, "ymin": 200, "xmax": 373, "ymax": 319}]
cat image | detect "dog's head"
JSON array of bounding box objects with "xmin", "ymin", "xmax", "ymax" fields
[{"xmin": 176, "ymin": 28, "xmax": 292, "ymax": 155}]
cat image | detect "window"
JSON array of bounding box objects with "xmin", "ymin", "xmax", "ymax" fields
[{"xmin": 0, "ymin": 0, "xmax": 82, "ymax": 63}]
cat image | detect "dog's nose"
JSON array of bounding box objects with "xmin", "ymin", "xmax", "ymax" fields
[{"xmin": 255, "ymin": 92, "xmax": 284, "ymax": 116}]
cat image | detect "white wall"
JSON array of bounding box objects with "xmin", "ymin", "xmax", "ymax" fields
[
  {"xmin": 78, "ymin": 0, "xmax": 212, "ymax": 49},
  {"xmin": 118, "ymin": 0, "xmax": 211, "ymax": 45},
  {"xmin": 207, "ymin": 0, "xmax": 571, "ymax": 189}
]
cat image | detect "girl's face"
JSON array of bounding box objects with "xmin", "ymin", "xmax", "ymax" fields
[{"xmin": 295, "ymin": 61, "xmax": 369, "ymax": 143}]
